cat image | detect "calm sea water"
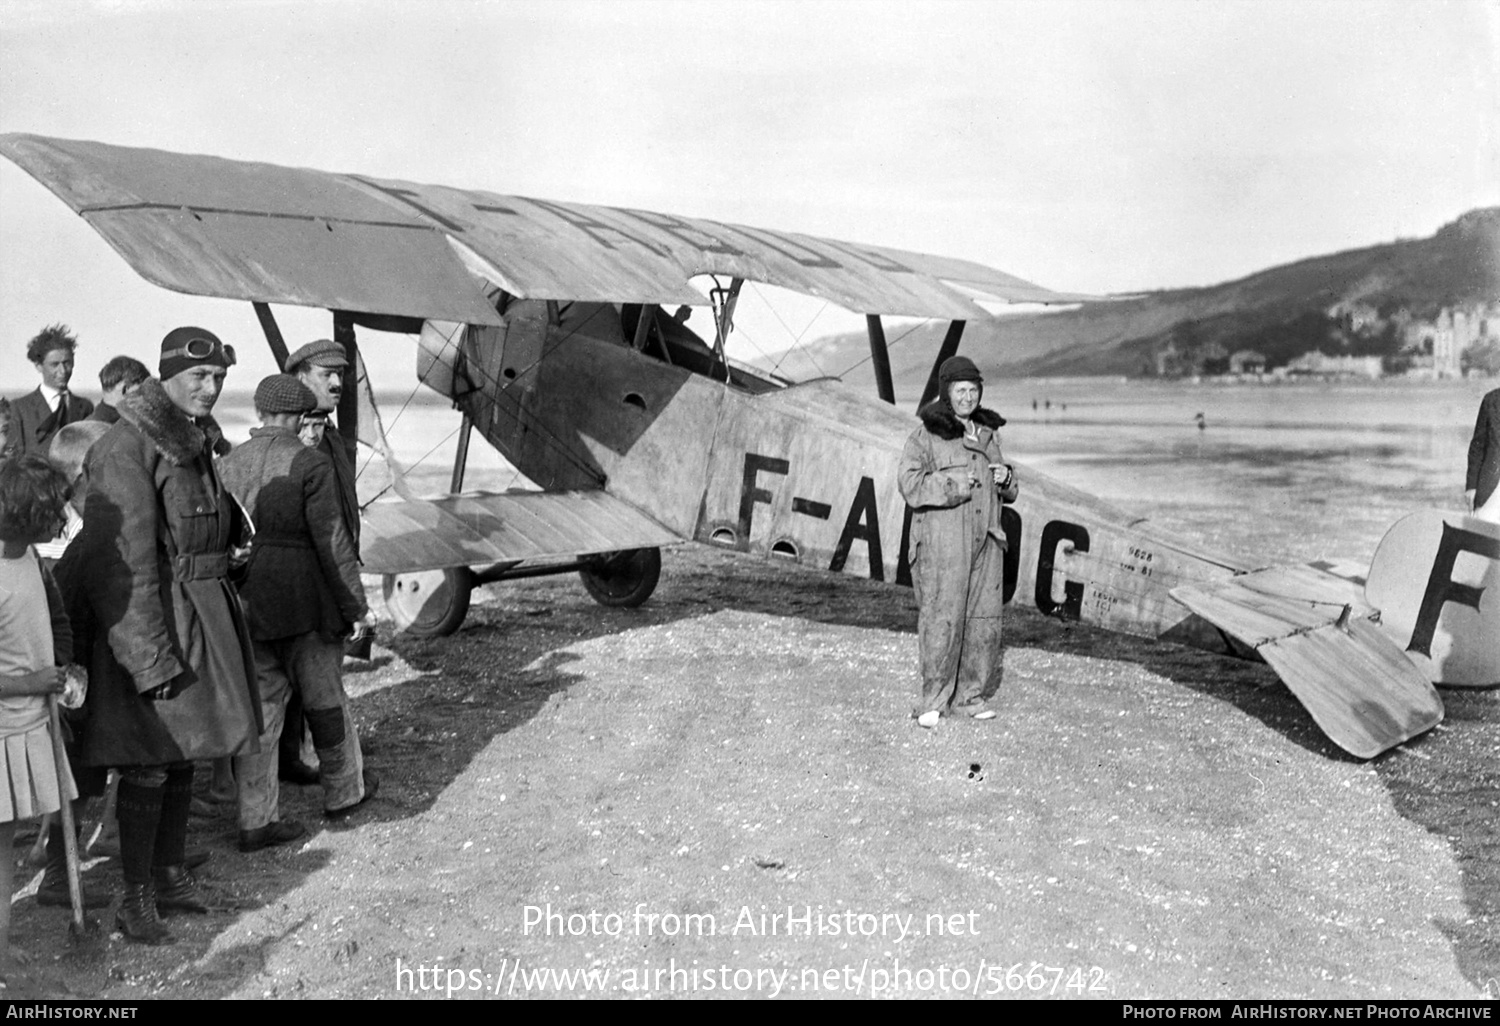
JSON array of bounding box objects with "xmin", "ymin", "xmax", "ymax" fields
[{"xmin": 214, "ymin": 376, "xmax": 1495, "ymax": 570}]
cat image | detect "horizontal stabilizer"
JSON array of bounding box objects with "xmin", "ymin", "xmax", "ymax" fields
[
  {"xmin": 360, "ymin": 489, "xmax": 682, "ymax": 575},
  {"xmin": 1172, "ymin": 566, "xmax": 1443, "ymax": 759}
]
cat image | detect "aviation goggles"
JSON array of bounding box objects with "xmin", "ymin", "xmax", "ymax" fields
[{"xmin": 160, "ymin": 336, "xmax": 237, "ymax": 366}]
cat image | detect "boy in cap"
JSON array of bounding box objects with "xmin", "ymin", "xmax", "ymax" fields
[{"xmin": 219, "ymin": 374, "xmax": 375, "ymax": 851}]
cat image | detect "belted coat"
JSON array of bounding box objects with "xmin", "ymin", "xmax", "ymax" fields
[
  {"xmin": 56, "ymin": 378, "xmax": 261, "ymax": 766},
  {"xmin": 897, "ymin": 400, "xmax": 1019, "ymax": 715}
]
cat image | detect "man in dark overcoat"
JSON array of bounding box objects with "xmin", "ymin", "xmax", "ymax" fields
[
  {"xmin": 220, "ymin": 374, "xmax": 373, "ymax": 851},
  {"xmin": 58, "ymin": 327, "xmax": 260, "ymax": 945},
  {"xmin": 11, "ymin": 324, "xmax": 94, "ymax": 457},
  {"xmin": 1467, "ymin": 386, "xmax": 1500, "ymax": 522}
]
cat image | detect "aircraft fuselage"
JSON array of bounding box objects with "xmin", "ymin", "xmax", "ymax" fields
[{"xmin": 437, "ymin": 302, "xmax": 1248, "ymax": 655}]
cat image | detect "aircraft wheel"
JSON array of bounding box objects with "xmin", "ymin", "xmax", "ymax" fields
[
  {"xmin": 579, "ymin": 547, "xmax": 662, "ymax": 608},
  {"xmin": 383, "ymin": 567, "xmax": 474, "ymax": 637}
]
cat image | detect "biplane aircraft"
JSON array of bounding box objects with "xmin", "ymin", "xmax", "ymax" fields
[{"xmin": 2, "ymin": 134, "xmax": 1495, "ymax": 760}]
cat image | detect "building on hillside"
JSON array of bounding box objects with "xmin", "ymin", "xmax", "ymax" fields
[
  {"xmin": 1285, "ymin": 352, "xmax": 1383, "ymax": 379},
  {"xmin": 1229, "ymin": 350, "xmax": 1266, "ymax": 375},
  {"xmin": 1433, "ymin": 309, "xmax": 1462, "ymax": 378},
  {"xmin": 1327, "ymin": 300, "xmax": 1382, "ymax": 334},
  {"xmin": 1154, "ymin": 340, "xmax": 1184, "ymax": 377},
  {"xmin": 1403, "ymin": 318, "xmax": 1435, "ymax": 354},
  {"xmin": 1199, "ymin": 341, "xmax": 1229, "ymax": 375}
]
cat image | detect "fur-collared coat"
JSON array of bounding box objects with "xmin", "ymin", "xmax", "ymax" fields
[
  {"xmin": 56, "ymin": 378, "xmax": 261, "ymax": 766},
  {"xmin": 897, "ymin": 400, "xmax": 1019, "ymax": 715}
]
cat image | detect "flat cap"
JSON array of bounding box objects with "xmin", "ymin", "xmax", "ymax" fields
[
  {"xmin": 285, "ymin": 338, "xmax": 348, "ymax": 372},
  {"xmin": 254, "ymin": 373, "xmax": 318, "ymax": 415}
]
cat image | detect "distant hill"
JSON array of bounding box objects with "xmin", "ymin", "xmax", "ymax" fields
[{"xmin": 783, "ymin": 208, "xmax": 1500, "ymax": 396}]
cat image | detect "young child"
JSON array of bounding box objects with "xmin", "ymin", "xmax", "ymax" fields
[{"xmin": 0, "ymin": 455, "xmax": 76, "ymax": 977}]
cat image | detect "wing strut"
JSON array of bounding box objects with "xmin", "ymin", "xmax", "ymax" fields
[
  {"xmin": 333, "ymin": 312, "xmax": 359, "ymax": 464},
  {"xmin": 865, "ymin": 315, "xmax": 895, "ymax": 404},
  {"xmin": 630, "ymin": 304, "xmax": 657, "ymax": 353},
  {"xmin": 450, "ymin": 414, "xmax": 473, "ymax": 493},
  {"xmin": 919, "ymin": 320, "xmax": 967, "ymax": 406},
  {"xmin": 711, "ymin": 278, "xmax": 742, "ymax": 382},
  {"xmin": 253, "ymin": 302, "xmax": 292, "ymax": 371}
]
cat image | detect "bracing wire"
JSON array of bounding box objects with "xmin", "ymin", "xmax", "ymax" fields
[
  {"xmin": 745, "ymin": 281, "xmax": 831, "ymax": 379},
  {"xmin": 834, "ymin": 318, "xmax": 934, "ymax": 379},
  {"xmin": 358, "ymin": 302, "xmax": 620, "ymax": 490}
]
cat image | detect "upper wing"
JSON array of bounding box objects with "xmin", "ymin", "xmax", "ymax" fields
[
  {"xmin": 359, "ymin": 489, "xmax": 683, "ymax": 575},
  {"xmin": 1172, "ymin": 564, "xmax": 1443, "ymax": 759},
  {"xmin": 0, "ymin": 134, "xmax": 504, "ymax": 326},
  {"xmin": 1, "ymin": 133, "xmax": 1090, "ymax": 320}
]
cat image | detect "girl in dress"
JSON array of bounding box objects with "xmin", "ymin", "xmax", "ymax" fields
[{"xmin": 0, "ymin": 455, "xmax": 74, "ymax": 977}]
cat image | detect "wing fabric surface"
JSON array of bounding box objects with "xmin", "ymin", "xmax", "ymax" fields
[
  {"xmin": 359, "ymin": 490, "xmax": 682, "ymax": 575},
  {"xmin": 1172, "ymin": 565, "xmax": 1443, "ymax": 759},
  {"xmin": 0, "ymin": 134, "xmax": 503, "ymax": 325},
  {"xmin": 0, "ymin": 133, "xmax": 1089, "ymax": 319}
]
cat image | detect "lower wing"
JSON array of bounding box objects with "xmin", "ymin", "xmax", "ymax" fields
[{"xmin": 360, "ymin": 489, "xmax": 683, "ymax": 575}]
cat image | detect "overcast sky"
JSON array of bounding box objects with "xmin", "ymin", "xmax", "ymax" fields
[{"xmin": 1, "ymin": 0, "xmax": 1496, "ymax": 390}]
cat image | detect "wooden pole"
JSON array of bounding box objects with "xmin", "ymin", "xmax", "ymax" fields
[
  {"xmin": 866, "ymin": 315, "xmax": 895, "ymax": 404},
  {"xmin": 46, "ymin": 696, "xmax": 85, "ymax": 933}
]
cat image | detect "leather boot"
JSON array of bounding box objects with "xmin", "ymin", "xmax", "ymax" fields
[
  {"xmin": 153, "ymin": 864, "xmax": 210, "ymax": 915},
  {"xmin": 116, "ymin": 883, "xmax": 175, "ymax": 945}
]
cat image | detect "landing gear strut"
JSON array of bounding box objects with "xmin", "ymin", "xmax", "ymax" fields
[{"xmin": 382, "ymin": 547, "xmax": 664, "ymax": 636}]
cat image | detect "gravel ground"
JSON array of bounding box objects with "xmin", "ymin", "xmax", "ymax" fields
[{"xmin": 5, "ymin": 545, "xmax": 1497, "ymax": 1000}]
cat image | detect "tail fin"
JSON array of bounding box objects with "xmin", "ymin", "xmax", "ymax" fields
[{"xmin": 1365, "ymin": 511, "xmax": 1500, "ymax": 688}]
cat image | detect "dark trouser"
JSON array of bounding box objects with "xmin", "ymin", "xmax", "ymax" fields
[
  {"xmin": 116, "ymin": 763, "xmax": 193, "ymax": 885},
  {"xmin": 280, "ymin": 690, "xmax": 306, "ymax": 768}
]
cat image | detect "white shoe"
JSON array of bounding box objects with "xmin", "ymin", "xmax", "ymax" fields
[
  {"xmin": 917, "ymin": 711, "xmax": 940, "ymax": 729},
  {"xmin": 971, "ymin": 708, "xmax": 997, "ymax": 721}
]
